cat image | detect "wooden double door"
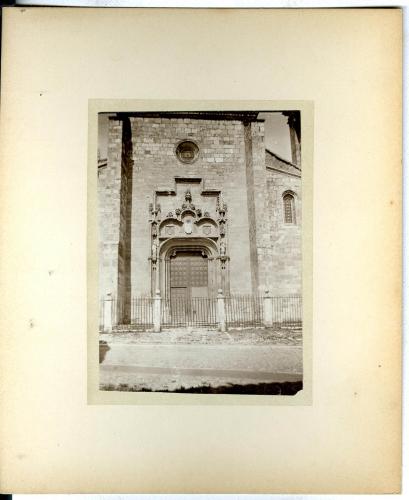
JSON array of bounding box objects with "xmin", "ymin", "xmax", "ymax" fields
[{"xmin": 169, "ymin": 251, "xmax": 214, "ymax": 326}]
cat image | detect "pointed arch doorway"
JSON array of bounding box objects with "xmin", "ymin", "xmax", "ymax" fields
[{"xmin": 159, "ymin": 239, "xmax": 219, "ymax": 327}]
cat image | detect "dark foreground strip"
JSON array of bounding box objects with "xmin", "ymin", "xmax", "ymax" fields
[{"xmin": 101, "ymin": 380, "xmax": 303, "ymax": 395}]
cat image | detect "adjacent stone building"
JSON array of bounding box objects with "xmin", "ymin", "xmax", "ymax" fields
[{"xmin": 98, "ymin": 111, "xmax": 301, "ymax": 323}]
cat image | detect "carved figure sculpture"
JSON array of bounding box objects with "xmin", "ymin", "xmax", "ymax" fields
[{"xmin": 151, "ymin": 241, "xmax": 158, "ymax": 261}]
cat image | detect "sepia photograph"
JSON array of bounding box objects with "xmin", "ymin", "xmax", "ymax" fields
[
  {"xmin": 97, "ymin": 109, "xmax": 303, "ymax": 395},
  {"xmin": 0, "ymin": 6, "xmax": 402, "ymax": 493}
]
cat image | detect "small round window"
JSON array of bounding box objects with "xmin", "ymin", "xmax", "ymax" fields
[{"xmin": 176, "ymin": 141, "xmax": 199, "ymax": 164}]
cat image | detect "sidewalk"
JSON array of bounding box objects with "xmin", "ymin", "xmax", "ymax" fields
[{"xmin": 99, "ymin": 327, "xmax": 303, "ymax": 393}]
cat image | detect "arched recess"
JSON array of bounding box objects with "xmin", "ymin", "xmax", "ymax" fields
[
  {"xmin": 157, "ymin": 237, "xmax": 221, "ymax": 298},
  {"xmin": 282, "ymin": 190, "xmax": 297, "ymax": 224}
]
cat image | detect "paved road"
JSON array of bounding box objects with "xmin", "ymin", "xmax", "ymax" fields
[{"xmin": 100, "ymin": 343, "xmax": 302, "ymax": 391}]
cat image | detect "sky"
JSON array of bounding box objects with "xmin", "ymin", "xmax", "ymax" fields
[
  {"xmin": 98, "ymin": 111, "xmax": 292, "ymax": 161},
  {"xmin": 258, "ymin": 112, "xmax": 292, "ymax": 159}
]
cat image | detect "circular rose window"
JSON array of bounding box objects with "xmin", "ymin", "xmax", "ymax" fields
[{"xmin": 176, "ymin": 140, "xmax": 199, "ymax": 164}]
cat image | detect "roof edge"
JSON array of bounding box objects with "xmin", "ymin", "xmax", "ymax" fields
[{"xmin": 265, "ymin": 148, "xmax": 301, "ymax": 171}]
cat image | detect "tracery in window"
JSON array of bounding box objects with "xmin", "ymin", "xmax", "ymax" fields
[{"xmin": 283, "ymin": 192, "xmax": 296, "ymax": 224}]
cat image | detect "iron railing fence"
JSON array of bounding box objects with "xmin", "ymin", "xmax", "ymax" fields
[
  {"xmin": 99, "ymin": 294, "xmax": 302, "ymax": 332},
  {"xmin": 129, "ymin": 296, "xmax": 154, "ymax": 329},
  {"xmin": 225, "ymin": 294, "xmax": 264, "ymax": 328},
  {"xmin": 271, "ymin": 296, "xmax": 302, "ymax": 327},
  {"xmin": 99, "ymin": 296, "xmax": 154, "ymax": 331},
  {"xmin": 161, "ymin": 296, "xmax": 218, "ymax": 328}
]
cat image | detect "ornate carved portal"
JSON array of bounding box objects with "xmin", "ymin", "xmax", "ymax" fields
[{"xmin": 149, "ymin": 187, "xmax": 229, "ymax": 297}]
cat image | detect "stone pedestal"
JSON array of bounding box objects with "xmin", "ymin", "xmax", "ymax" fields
[
  {"xmin": 103, "ymin": 294, "xmax": 113, "ymax": 333},
  {"xmin": 153, "ymin": 289, "xmax": 162, "ymax": 332},
  {"xmin": 217, "ymin": 289, "xmax": 226, "ymax": 332},
  {"xmin": 263, "ymin": 289, "xmax": 273, "ymax": 327}
]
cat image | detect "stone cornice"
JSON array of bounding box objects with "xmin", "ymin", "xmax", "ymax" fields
[{"xmin": 115, "ymin": 111, "xmax": 261, "ymax": 122}]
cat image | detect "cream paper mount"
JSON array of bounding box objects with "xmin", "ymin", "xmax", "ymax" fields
[{"xmin": 0, "ymin": 7, "xmax": 402, "ymax": 494}]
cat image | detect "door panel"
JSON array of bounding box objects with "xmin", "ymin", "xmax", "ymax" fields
[
  {"xmin": 170, "ymin": 251, "xmax": 208, "ymax": 294},
  {"xmin": 190, "ymin": 286, "xmax": 208, "ymax": 298},
  {"xmin": 170, "ymin": 287, "xmax": 188, "ymax": 325},
  {"xmin": 169, "ymin": 251, "xmax": 209, "ymax": 325},
  {"xmin": 191, "ymin": 286, "xmax": 210, "ymax": 325}
]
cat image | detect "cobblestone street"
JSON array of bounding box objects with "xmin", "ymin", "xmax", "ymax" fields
[{"xmin": 99, "ymin": 327, "xmax": 302, "ymax": 393}]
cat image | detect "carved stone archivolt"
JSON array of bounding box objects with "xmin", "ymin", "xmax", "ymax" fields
[{"xmin": 149, "ymin": 187, "xmax": 230, "ymax": 295}]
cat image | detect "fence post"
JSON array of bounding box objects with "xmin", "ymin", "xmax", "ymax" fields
[
  {"xmin": 217, "ymin": 289, "xmax": 226, "ymax": 332},
  {"xmin": 104, "ymin": 294, "xmax": 113, "ymax": 333},
  {"xmin": 263, "ymin": 289, "xmax": 273, "ymax": 327},
  {"xmin": 153, "ymin": 289, "xmax": 161, "ymax": 332}
]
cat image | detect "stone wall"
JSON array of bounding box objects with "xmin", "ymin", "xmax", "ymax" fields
[
  {"xmin": 244, "ymin": 121, "xmax": 273, "ymax": 293},
  {"xmin": 129, "ymin": 116, "xmax": 254, "ymax": 296},
  {"xmin": 98, "ymin": 118, "xmax": 123, "ymax": 299},
  {"xmin": 118, "ymin": 118, "xmax": 133, "ymax": 318},
  {"xmin": 266, "ymin": 164, "xmax": 302, "ymax": 295},
  {"xmin": 98, "ymin": 117, "xmax": 134, "ymax": 324},
  {"xmin": 98, "ymin": 114, "xmax": 303, "ymax": 307},
  {"xmin": 244, "ymin": 123, "xmax": 258, "ymax": 293}
]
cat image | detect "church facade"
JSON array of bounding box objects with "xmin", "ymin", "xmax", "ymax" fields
[{"xmin": 98, "ymin": 111, "xmax": 301, "ymax": 325}]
